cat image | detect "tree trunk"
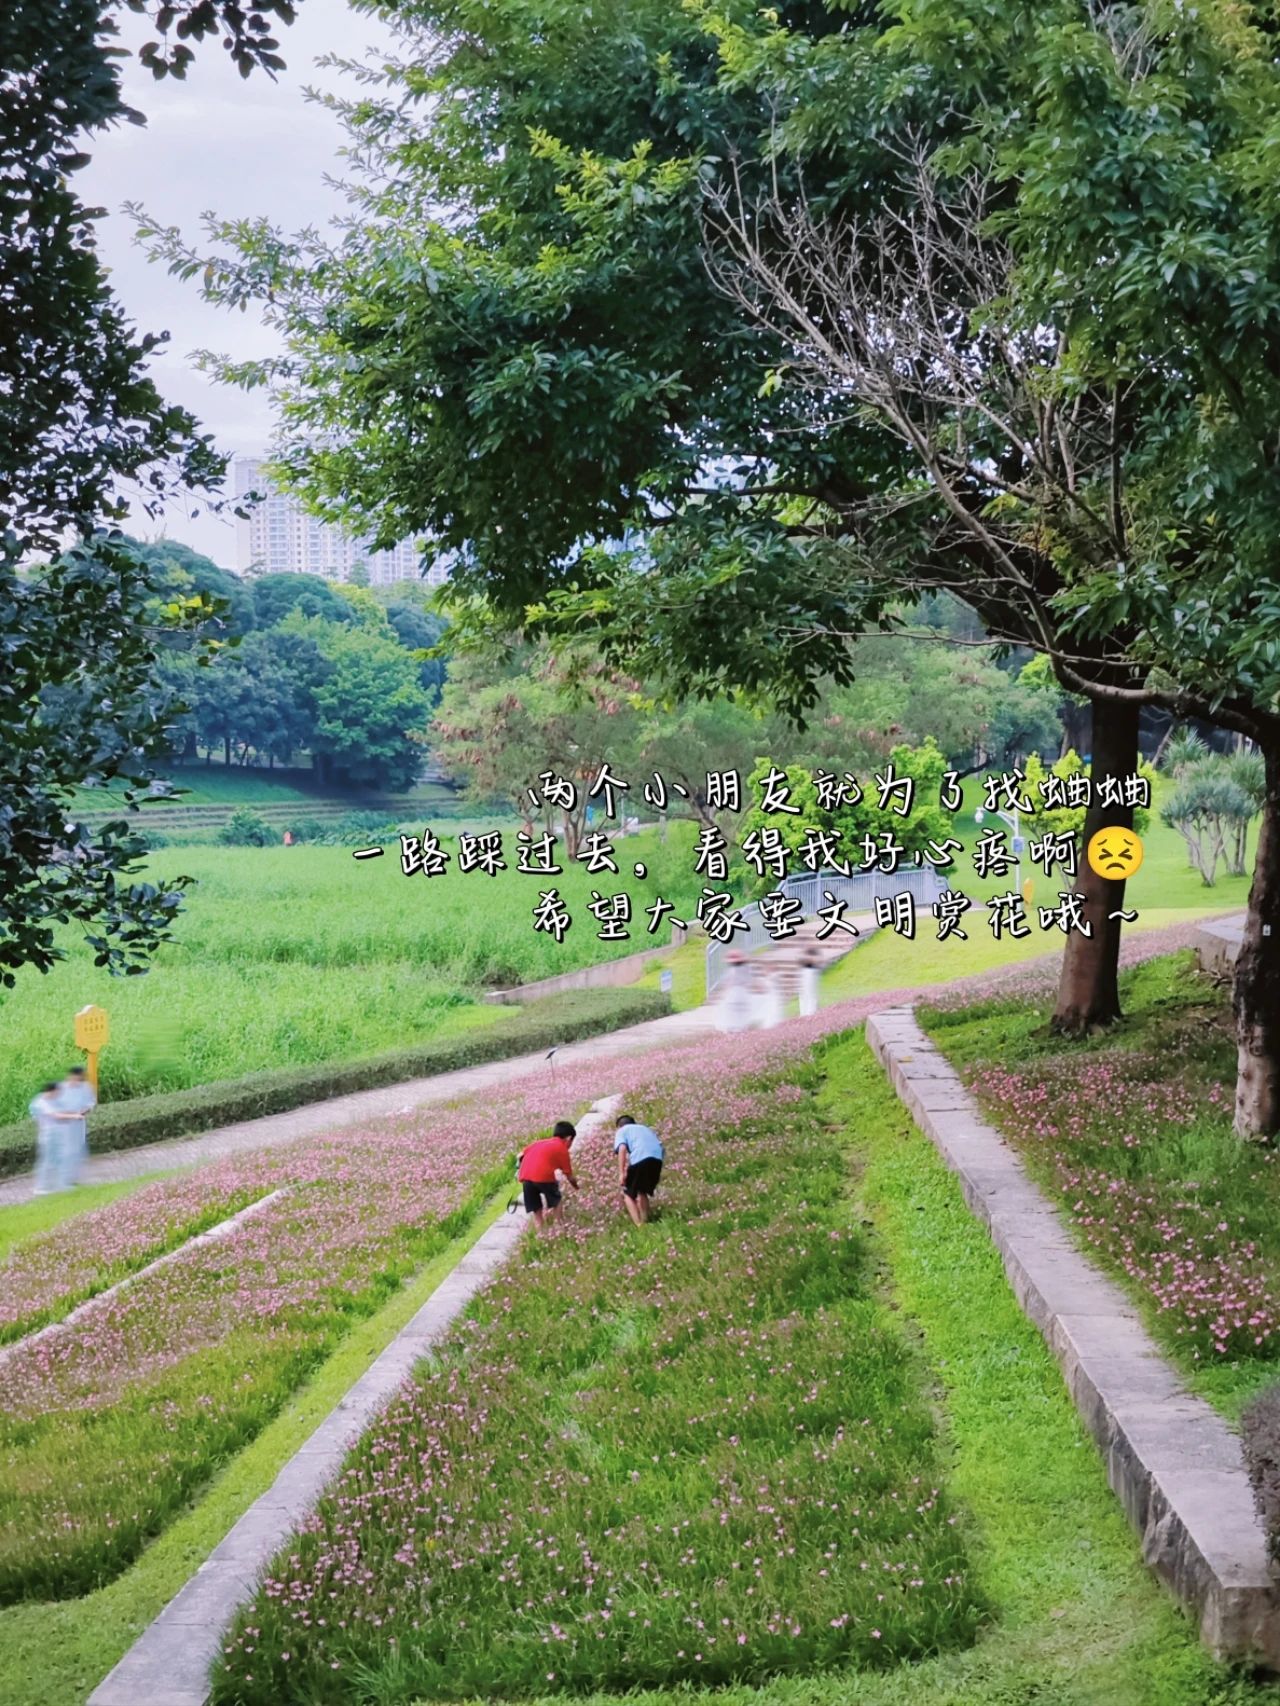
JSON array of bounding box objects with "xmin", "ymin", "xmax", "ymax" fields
[
  {"xmin": 1233, "ymin": 740, "xmax": 1280, "ymax": 1139},
  {"xmin": 1051, "ymin": 695, "xmax": 1141, "ymax": 1035}
]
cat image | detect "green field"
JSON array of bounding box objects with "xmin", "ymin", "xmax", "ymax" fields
[
  {"xmin": 0, "ymin": 829, "xmax": 700, "ymax": 1125},
  {"xmin": 4, "ymin": 770, "xmax": 1253, "ymax": 1122}
]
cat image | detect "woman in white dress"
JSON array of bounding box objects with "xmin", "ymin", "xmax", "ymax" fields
[
  {"xmin": 756, "ymin": 970, "xmax": 785, "ymax": 1029},
  {"xmin": 716, "ymin": 950, "xmax": 754, "ymax": 1032},
  {"xmin": 798, "ymin": 946, "xmax": 821, "ymax": 1018}
]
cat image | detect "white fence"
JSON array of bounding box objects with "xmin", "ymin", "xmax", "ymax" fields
[{"xmin": 704, "ymin": 867, "xmax": 947, "ymax": 998}]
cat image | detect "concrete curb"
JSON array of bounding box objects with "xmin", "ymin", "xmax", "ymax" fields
[
  {"xmin": 865, "ymin": 1006, "xmax": 1280, "ymax": 1667},
  {"xmin": 88, "ymin": 1100, "xmax": 619, "ymax": 1706}
]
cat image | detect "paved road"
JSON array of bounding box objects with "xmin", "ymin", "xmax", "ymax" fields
[{"xmin": 0, "ymin": 914, "xmax": 1233, "ymax": 1209}]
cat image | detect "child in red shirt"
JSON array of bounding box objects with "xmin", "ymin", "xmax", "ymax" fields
[{"xmin": 517, "ymin": 1120, "xmax": 578, "ymax": 1230}]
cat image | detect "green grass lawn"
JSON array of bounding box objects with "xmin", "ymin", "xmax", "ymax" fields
[
  {"xmin": 943, "ymin": 771, "xmax": 1257, "ymax": 911},
  {"xmin": 819, "ymin": 903, "xmax": 1235, "ymax": 1004},
  {"xmin": 636, "ymin": 903, "xmax": 1236, "ymax": 1015},
  {"xmin": 636, "ymin": 772, "xmax": 1247, "ymax": 1014},
  {"xmin": 0, "ymin": 827, "xmax": 700, "ymax": 1125}
]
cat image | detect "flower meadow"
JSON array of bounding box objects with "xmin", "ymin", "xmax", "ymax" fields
[
  {"xmin": 0, "ymin": 1172, "xmax": 268, "ymax": 1342},
  {"xmin": 210, "ymin": 1051, "xmax": 981, "ymax": 1704},
  {"xmin": 925, "ymin": 956, "xmax": 1280, "ymax": 1368},
  {"xmin": 0, "ymin": 1069, "xmax": 647, "ymax": 1604},
  {"xmin": 0, "ymin": 988, "xmax": 906, "ymax": 1612}
]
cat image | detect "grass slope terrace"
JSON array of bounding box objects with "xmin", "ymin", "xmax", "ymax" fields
[
  {"xmin": 0, "ymin": 1068, "xmax": 627, "ymax": 1605},
  {"xmin": 922, "ymin": 953, "xmax": 1280, "ymax": 1421},
  {"xmin": 211, "ymin": 1049, "xmax": 981, "ymax": 1702}
]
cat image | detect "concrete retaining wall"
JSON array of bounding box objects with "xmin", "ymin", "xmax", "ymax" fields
[
  {"xmin": 1195, "ymin": 915, "xmax": 1246, "ymax": 982},
  {"xmin": 866, "ymin": 1005, "xmax": 1280, "ymax": 1668}
]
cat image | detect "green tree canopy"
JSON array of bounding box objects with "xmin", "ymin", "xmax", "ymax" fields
[{"xmin": 252, "ymin": 571, "xmax": 351, "ymax": 629}]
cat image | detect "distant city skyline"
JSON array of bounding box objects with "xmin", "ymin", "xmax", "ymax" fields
[{"xmin": 231, "ymin": 458, "xmax": 451, "ymax": 588}]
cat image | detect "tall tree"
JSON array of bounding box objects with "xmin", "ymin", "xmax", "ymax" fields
[
  {"xmin": 0, "ymin": 0, "xmax": 300, "ymax": 976},
  {"xmin": 432, "ymin": 642, "xmax": 642, "ymax": 855},
  {"xmin": 159, "ymin": 0, "xmax": 1268, "ymax": 1053},
  {"xmin": 995, "ymin": 0, "xmax": 1280, "ymax": 1135},
  {"xmin": 295, "ymin": 616, "xmax": 432, "ymax": 790}
]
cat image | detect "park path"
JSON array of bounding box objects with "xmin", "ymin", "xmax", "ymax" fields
[
  {"xmin": 0, "ymin": 1008, "xmax": 711, "ymax": 1208},
  {"xmin": 0, "ymin": 914, "xmax": 1232, "ymax": 1210}
]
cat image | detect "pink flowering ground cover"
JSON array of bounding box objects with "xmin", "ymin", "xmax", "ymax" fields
[
  {"xmin": 0, "ymin": 1071, "xmax": 623, "ymax": 1604},
  {"xmin": 210, "ymin": 1050, "xmax": 981, "ymax": 1704},
  {"xmin": 923, "ymin": 952, "xmax": 1280, "ymax": 1384},
  {"xmin": 0, "ymin": 1172, "xmax": 271, "ymax": 1342}
]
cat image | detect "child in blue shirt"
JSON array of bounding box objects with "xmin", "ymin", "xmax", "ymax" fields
[{"xmin": 614, "ymin": 1113, "xmax": 664, "ymax": 1225}]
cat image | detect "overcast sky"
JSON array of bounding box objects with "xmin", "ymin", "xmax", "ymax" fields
[{"xmin": 82, "ymin": 0, "xmax": 397, "ymax": 565}]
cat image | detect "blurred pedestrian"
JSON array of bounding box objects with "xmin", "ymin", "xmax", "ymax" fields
[
  {"xmin": 30, "ymin": 1082, "xmax": 74, "ymax": 1197},
  {"xmin": 614, "ymin": 1113, "xmax": 664, "ymax": 1225},
  {"xmin": 518, "ymin": 1119, "xmax": 579, "ymax": 1231},
  {"xmin": 55, "ymin": 1065, "xmax": 96, "ymax": 1190},
  {"xmin": 798, "ymin": 945, "xmax": 822, "ymax": 1018},
  {"xmin": 761, "ymin": 970, "xmax": 785, "ymax": 1029},
  {"xmin": 717, "ymin": 949, "xmax": 753, "ymax": 1033}
]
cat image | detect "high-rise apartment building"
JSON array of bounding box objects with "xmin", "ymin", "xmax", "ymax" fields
[{"xmin": 232, "ymin": 457, "xmax": 451, "ymax": 587}]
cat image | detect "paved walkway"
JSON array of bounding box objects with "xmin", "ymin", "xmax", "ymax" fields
[
  {"xmin": 0, "ymin": 1009, "xmax": 712, "ymax": 1208},
  {"xmin": 0, "ymin": 914, "xmax": 1233, "ymax": 1210}
]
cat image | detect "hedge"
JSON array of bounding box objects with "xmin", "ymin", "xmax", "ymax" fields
[{"xmin": 0, "ymin": 987, "xmax": 671, "ymax": 1179}]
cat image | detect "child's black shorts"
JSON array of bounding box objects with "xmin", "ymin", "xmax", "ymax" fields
[
  {"xmin": 522, "ymin": 1179, "xmax": 562, "ymax": 1213},
  {"xmin": 623, "ymin": 1157, "xmax": 663, "ymax": 1199}
]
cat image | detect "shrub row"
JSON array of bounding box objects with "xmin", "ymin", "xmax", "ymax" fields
[{"xmin": 0, "ymin": 987, "xmax": 670, "ymax": 1178}]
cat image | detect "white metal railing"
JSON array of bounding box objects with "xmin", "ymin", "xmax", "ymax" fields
[{"xmin": 704, "ymin": 866, "xmax": 946, "ymax": 998}]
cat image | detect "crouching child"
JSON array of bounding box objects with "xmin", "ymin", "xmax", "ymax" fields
[
  {"xmin": 614, "ymin": 1113, "xmax": 664, "ymax": 1225},
  {"xmin": 518, "ymin": 1120, "xmax": 579, "ymax": 1231}
]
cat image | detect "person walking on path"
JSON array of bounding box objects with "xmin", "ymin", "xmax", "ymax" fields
[
  {"xmin": 798, "ymin": 946, "xmax": 822, "ymax": 1018},
  {"xmin": 614, "ymin": 1113, "xmax": 664, "ymax": 1226},
  {"xmin": 55, "ymin": 1065, "xmax": 96, "ymax": 1191},
  {"xmin": 517, "ymin": 1119, "xmax": 579, "ymax": 1232},
  {"xmin": 30, "ymin": 1082, "xmax": 75, "ymax": 1197},
  {"xmin": 716, "ymin": 949, "xmax": 753, "ymax": 1033}
]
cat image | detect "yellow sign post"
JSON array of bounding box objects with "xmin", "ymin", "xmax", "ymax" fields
[
  {"xmin": 1021, "ymin": 877, "xmax": 1035, "ymax": 908},
  {"xmin": 73, "ymin": 1005, "xmax": 109, "ymax": 1094}
]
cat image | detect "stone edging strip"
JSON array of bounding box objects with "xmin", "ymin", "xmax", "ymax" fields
[
  {"xmin": 865, "ymin": 1005, "xmax": 1280, "ymax": 1667},
  {"xmin": 0, "ymin": 1187, "xmax": 290, "ymax": 1371},
  {"xmin": 88, "ymin": 1100, "xmax": 619, "ymax": 1706}
]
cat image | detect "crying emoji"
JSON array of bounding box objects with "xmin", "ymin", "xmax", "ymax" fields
[{"xmin": 1086, "ymin": 826, "xmax": 1144, "ymax": 881}]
